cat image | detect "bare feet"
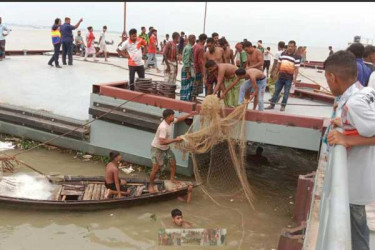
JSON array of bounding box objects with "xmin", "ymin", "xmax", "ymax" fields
[
  {"xmin": 170, "ymin": 179, "xmax": 180, "ymax": 184},
  {"xmin": 177, "ymin": 196, "xmax": 185, "ymax": 202},
  {"xmin": 148, "ymin": 185, "xmax": 156, "ymax": 193},
  {"xmin": 104, "ymin": 189, "xmax": 110, "ymax": 199}
]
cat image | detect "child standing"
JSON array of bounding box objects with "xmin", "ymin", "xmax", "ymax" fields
[{"xmin": 84, "ymin": 26, "xmax": 98, "ymax": 62}]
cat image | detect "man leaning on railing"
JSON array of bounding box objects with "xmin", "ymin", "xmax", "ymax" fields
[{"xmin": 325, "ymin": 50, "xmax": 375, "ymax": 250}]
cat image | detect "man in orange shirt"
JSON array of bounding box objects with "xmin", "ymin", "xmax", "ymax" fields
[
  {"xmin": 117, "ymin": 28, "xmax": 147, "ymax": 91},
  {"xmin": 145, "ymin": 29, "xmax": 161, "ymax": 73}
]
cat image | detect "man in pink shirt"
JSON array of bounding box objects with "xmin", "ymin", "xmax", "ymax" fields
[{"xmin": 145, "ymin": 29, "xmax": 160, "ymax": 73}]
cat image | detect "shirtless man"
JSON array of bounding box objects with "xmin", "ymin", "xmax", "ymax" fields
[
  {"xmin": 219, "ymin": 38, "xmax": 234, "ymax": 65},
  {"xmin": 205, "ymin": 60, "xmax": 244, "ymax": 107},
  {"xmin": 212, "ymin": 32, "xmax": 219, "ymax": 47},
  {"xmin": 171, "ymin": 209, "xmax": 192, "ymax": 228},
  {"xmin": 105, "ymin": 151, "xmax": 130, "ymax": 198},
  {"xmin": 222, "ymin": 68, "xmax": 267, "ymax": 111},
  {"xmin": 244, "ymin": 41, "xmax": 264, "ymax": 70},
  {"xmin": 203, "ymin": 38, "xmax": 225, "ymax": 95}
]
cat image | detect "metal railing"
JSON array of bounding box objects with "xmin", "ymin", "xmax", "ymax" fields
[{"xmin": 305, "ymin": 109, "xmax": 351, "ymax": 249}]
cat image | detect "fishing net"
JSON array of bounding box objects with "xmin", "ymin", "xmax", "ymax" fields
[{"xmin": 176, "ymin": 95, "xmax": 254, "ymax": 208}]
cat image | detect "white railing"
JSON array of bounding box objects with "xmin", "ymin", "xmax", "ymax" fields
[{"xmin": 304, "ymin": 109, "xmax": 351, "ymax": 249}]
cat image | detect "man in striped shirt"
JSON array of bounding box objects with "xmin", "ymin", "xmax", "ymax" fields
[
  {"xmin": 117, "ymin": 28, "xmax": 147, "ymax": 91},
  {"xmin": 265, "ymin": 40, "xmax": 300, "ymax": 111}
]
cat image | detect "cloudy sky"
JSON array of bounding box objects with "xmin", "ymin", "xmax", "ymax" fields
[{"xmin": 1, "ymin": 2, "xmax": 375, "ymax": 48}]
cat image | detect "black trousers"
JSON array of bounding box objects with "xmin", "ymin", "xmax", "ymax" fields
[
  {"xmin": 48, "ymin": 43, "xmax": 61, "ymax": 66},
  {"xmin": 62, "ymin": 41, "xmax": 73, "ymax": 65},
  {"xmin": 129, "ymin": 65, "xmax": 145, "ymax": 91}
]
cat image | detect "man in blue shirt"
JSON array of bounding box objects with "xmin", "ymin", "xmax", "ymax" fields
[
  {"xmin": 60, "ymin": 17, "xmax": 83, "ymax": 66},
  {"xmin": 347, "ymin": 42, "xmax": 372, "ymax": 87}
]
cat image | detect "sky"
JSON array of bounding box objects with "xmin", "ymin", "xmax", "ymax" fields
[{"xmin": 1, "ymin": 2, "xmax": 375, "ymax": 48}]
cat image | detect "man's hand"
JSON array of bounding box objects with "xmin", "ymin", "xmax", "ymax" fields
[
  {"xmin": 165, "ymin": 67, "xmax": 171, "ymax": 74},
  {"xmin": 220, "ymin": 91, "xmax": 227, "ymax": 100},
  {"xmin": 79, "ymin": 18, "xmax": 83, "ymax": 22},
  {"xmin": 203, "ymin": 78, "xmax": 208, "ymax": 87},
  {"xmin": 186, "ymin": 71, "xmax": 191, "ymax": 80},
  {"xmin": 331, "ymin": 117, "xmax": 343, "ymax": 128},
  {"xmin": 117, "ymin": 193, "xmax": 123, "ymax": 198},
  {"xmin": 188, "ymin": 111, "xmax": 198, "ymax": 117},
  {"xmin": 175, "ymin": 136, "xmax": 183, "ymax": 142},
  {"xmin": 327, "ymin": 130, "xmax": 348, "ymax": 147}
]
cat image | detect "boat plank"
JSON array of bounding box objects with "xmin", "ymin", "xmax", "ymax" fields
[
  {"xmin": 92, "ymin": 184, "xmax": 101, "ymax": 200},
  {"xmin": 52, "ymin": 186, "xmax": 62, "ymax": 201},
  {"xmin": 100, "ymin": 185, "xmax": 106, "ymax": 200},
  {"xmin": 83, "ymin": 184, "xmax": 94, "ymax": 200}
]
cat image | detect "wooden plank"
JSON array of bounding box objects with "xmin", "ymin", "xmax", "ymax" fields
[
  {"xmin": 61, "ymin": 189, "xmax": 85, "ymax": 196},
  {"xmin": 52, "ymin": 186, "xmax": 62, "ymax": 201},
  {"xmin": 83, "ymin": 184, "xmax": 94, "ymax": 200},
  {"xmin": 62, "ymin": 195, "xmax": 66, "ymax": 201},
  {"xmin": 92, "ymin": 184, "xmax": 101, "ymax": 200},
  {"xmin": 100, "ymin": 185, "xmax": 106, "ymax": 200}
]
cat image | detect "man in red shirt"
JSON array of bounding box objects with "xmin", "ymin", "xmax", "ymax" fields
[
  {"xmin": 117, "ymin": 28, "xmax": 147, "ymax": 91},
  {"xmin": 145, "ymin": 29, "xmax": 160, "ymax": 73},
  {"xmin": 193, "ymin": 33, "xmax": 207, "ymax": 98}
]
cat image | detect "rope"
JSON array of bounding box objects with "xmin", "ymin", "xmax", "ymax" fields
[{"xmin": 298, "ymin": 70, "xmax": 332, "ymax": 94}]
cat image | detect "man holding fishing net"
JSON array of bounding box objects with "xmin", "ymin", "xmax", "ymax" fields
[{"xmin": 149, "ymin": 109, "xmax": 197, "ymax": 193}]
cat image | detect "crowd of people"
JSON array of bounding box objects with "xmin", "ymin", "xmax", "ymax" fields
[{"xmin": 115, "ymin": 26, "xmax": 306, "ymax": 112}]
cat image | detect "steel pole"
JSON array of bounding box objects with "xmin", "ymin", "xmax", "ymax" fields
[
  {"xmin": 123, "ymin": 2, "xmax": 127, "ymax": 33},
  {"xmin": 203, "ymin": 2, "xmax": 207, "ymax": 33}
]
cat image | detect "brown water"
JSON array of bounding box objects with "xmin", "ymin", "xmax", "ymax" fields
[{"xmin": 0, "ymin": 144, "xmax": 317, "ymax": 250}]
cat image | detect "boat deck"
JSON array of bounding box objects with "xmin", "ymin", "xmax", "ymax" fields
[{"xmin": 0, "ymin": 54, "xmax": 333, "ymax": 121}]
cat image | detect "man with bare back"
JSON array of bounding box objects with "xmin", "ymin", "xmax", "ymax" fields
[
  {"xmin": 203, "ymin": 38, "xmax": 224, "ymax": 95},
  {"xmin": 222, "ymin": 68, "xmax": 267, "ymax": 111},
  {"xmin": 244, "ymin": 41, "xmax": 264, "ymax": 70},
  {"xmin": 205, "ymin": 60, "xmax": 245, "ymax": 107},
  {"xmin": 219, "ymin": 38, "xmax": 234, "ymax": 65}
]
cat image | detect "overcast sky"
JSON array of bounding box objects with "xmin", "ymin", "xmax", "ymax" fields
[{"xmin": 1, "ymin": 2, "xmax": 375, "ymax": 48}]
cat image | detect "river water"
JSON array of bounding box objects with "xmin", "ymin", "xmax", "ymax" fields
[{"xmin": 0, "ymin": 142, "xmax": 317, "ymax": 250}]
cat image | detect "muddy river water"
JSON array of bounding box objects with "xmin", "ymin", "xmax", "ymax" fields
[{"xmin": 0, "ymin": 143, "xmax": 317, "ymax": 250}]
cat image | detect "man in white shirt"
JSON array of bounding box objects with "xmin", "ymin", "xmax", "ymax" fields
[
  {"xmin": 96, "ymin": 25, "xmax": 108, "ymax": 62},
  {"xmin": 117, "ymin": 28, "xmax": 147, "ymax": 91},
  {"xmin": 325, "ymin": 50, "xmax": 375, "ymax": 250},
  {"xmin": 149, "ymin": 109, "xmax": 197, "ymax": 193},
  {"xmin": 0, "ymin": 17, "xmax": 10, "ymax": 61},
  {"xmin": 268, "ymin": 41, "xmax": 285, "ymax": 99}
]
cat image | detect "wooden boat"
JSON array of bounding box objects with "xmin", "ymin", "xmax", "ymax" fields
[{"xmin": 0, "ymin": 176, "xmax": 196, "ymax": 211}]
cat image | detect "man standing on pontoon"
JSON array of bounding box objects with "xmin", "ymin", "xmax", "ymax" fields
[
  {"xmin": 117, "ymin": 28, "xmax": 147, "ymax": 91},
  {"xmin": 60, "ymin": 17, "xmax": 83, "ymax": 66},
  {"xmin": 0, "ymin": 17, "xmax": 10, "ymax": 61},
  {"xmin": 164, "ymin": 32, "xmax": 180, "ymax": 84}
]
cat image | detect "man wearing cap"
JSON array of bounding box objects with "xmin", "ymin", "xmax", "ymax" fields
[{"xmin": 60, "ymin": 17, "xmax": 83, "ymax": 66}]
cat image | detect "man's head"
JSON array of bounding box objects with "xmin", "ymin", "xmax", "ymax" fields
[
  {"xmin": 152, "ymin": 29, "xmax": 157, "ymax": 36},
  {"xmin": 324, "ymin": 50, "xmax": 358, "ymax": 96},
  {"xmin": 207, "ymin": 38, "xmax": 216, "ymax": 53},
  {"xmin": 235, "ymin": 68, "xmax": 247, "ymax": 79},
  {"xmin": 278, "ymin": 41, "xmax": 285, "ymax": 51},
  {"xmin": 257, "ymin": 40, "xmax": 262, "ymax": 47},
  {"xmin": 181, "ymin": 31, "xmax": 185, "ymax": 37},
  {"xmin": 267, "ymin": 47, "xmax": 270, "ymax": 51},
  {"xmin": 188, "ymin": 34, "xmax": 196, "ymax": 45},
  {"xmin": 54, "ymin": 18, "xmax": 61, "ymax": 26},
  {"xmin": 256, "ymin": 146, "xmax": 264, "ymax": 156},
  {"xmin": 129, "ymin": 28, "xmax": 137, "ymax": 42},
  {"xmin": 347, "ymin": 42, "xmax": 364, "ymax": 59},
  {"xmin": 0, "ymin": 17, "xmax": 2, "ymax": 24},
  {"xmin": 235, "ymin": 42, "xmax": 243, "ymax": 52},
  {"xmin": 219, "ymin": 38, "xmax": 228, "ymax": 50},
  {"xmin": 166, "ymin": 34, "xmax": 170, "ymax": 40},
  {"xmin": 286, "ymin": 40, "xmax": 297, "ymax": 54},
  {"xmin": 198, "ymin": 33, "xmax": 207, "ymax": 44},
  {"xmin": 243, "ymin": 41, "xmax": 254, "ymax": 53},
  {"xmin": 205, "ymin": 60, "xmax": 218, "ymax": 74},
  {"xmin": 364, "ymin": 45, "xmax": 375, "ymax": 64},
  {"xmin": 163, "ymin": 109, "xmax": 175, "ymax": 123},
  {"xmin": 141, "ymin": 26, "xmax": 146, "ymax": 33},
  {"xmin": 64, "ymin": 17, "xmax": 71, "ymax": 24},
  {"xmin": 77, "ymin": 30, "xmax": 81, "ymax": 36},
  {"xmin": 87, "ymin": 26, "xmax": 93, "ymax": 32},
  {"xmin": 329, "ymin": 46, "xmax": 332, "ymax": 50},
  {"xmin": 103, "ymin": 25, "xmax": 107, "ymax": 32},
  {"xmin": 172, "ymin": 32, "xmax": 180, "ymax": 43},
  {"xmin": 171, "ymin": 209, "xmax": 183, "ymax": 226},
  {"xmin": 109, "ymin": 151, "xmax": 122, "ymax": 163},
  {"xmin": 149, "ymin": 26, "xmax": 153, "ymax": 32},
  {"xmin": 212, "ymin": 32, "xmax": 219, "ymax": 43}
]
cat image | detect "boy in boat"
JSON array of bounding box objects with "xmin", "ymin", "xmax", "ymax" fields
[
  {"xmin": 325, "ymin": 51, "xmax": 375, "ymax": 250},
  {"xmin": 171, "ymin": 208, "xmax": 192, "ymax": 228},
  {"xmin": 105, "ymin": 151, "xmax": 130, "ymax": 198},
  {"xmin": 149, "ymin": 109, "xmax": 197, "ymax": 193}
]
